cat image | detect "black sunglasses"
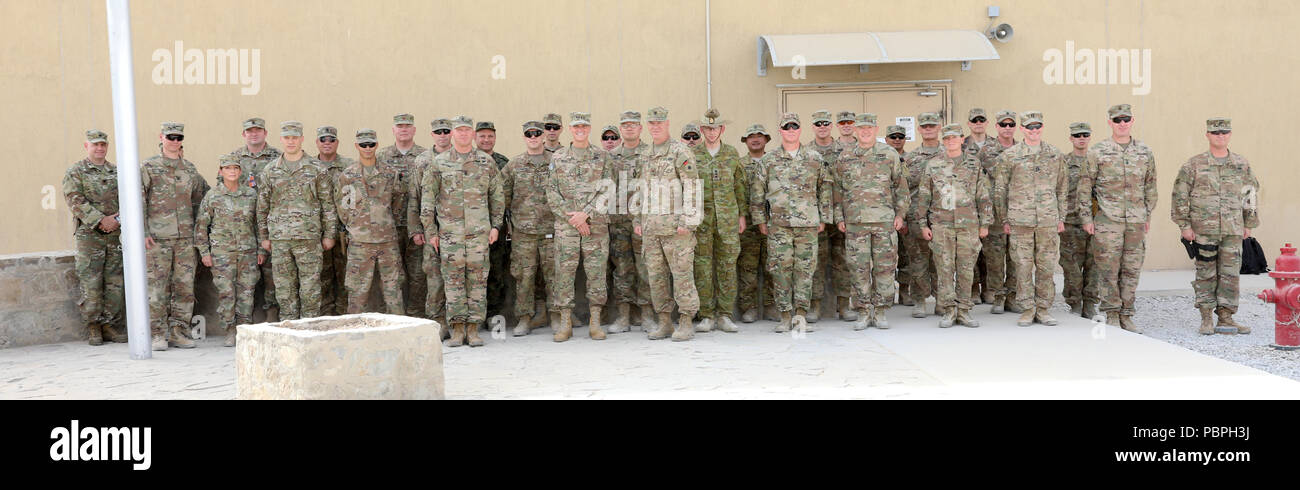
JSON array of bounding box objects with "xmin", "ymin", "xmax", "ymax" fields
[
  {"xmin": 433, "ymin": 129, "xmax": 451, "ymax": 135},
  {"xmin": 970, "ymin": 117, "xmax": 987, "ymax": 123},
  {"xmin": 997, "ymin": 122, "xmax": 1017, "ymax": 128},
  {"xmin": 165, "ymin": 134, "xmax": 184, "ymax": 141},
  {"xmin": 887, "ymin": 134, "xmax": 906, "ymax": 140},
  {"xmin": 319, "ymin": 137, "xmax": 337, "ymax": 143},
  {"xmin": 813, "ymin": 121, "xmax": 831, "ymax": 127},
  {"xmin": 781, "ymin": 123, "xmax": 800, "ymax": 131},
  {"xmin": 682, "ymin": 134, "xmax": 700, "ymax": 141},
  {"xmin": 524, "ymin": 130, "xmax": 543, "ymax": 138},
  {"xmin": 1209, "ymin": 130, "xmax": 1231, "ymax": 135},
  {"xmin": 358, "ymin": 142, "xmax": 377, "ymax": 148},
  {"xmin": 543, "ymin": 124, "xmax": 562, "ymax": 131},
  {"xmin": 1071, "ymin": 132, "xmax": 1091, "ymax": 138},
  {"xmin": 602, "ymin": 135, "xmax": 620, "ymax": 141},
  {"xmin": 1023, "ymin": 123, "xmax": 1043, "ymax": 131},
  {"xmin": 1111, "ymin": 116, "xmax": 1132, "ymax": 124}
]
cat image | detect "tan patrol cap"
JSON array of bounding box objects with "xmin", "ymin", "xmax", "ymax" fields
[
  {"xmin": 836, "ymin": 111, "xmax": 856, "ymax": 123},
  {"xmin": 778, "ymin": 112, "xmax": 800, "ymax": 127},
  {"xmin": 393, "ymin": 113, "xmax": 415, "ymax": 125},
  {"xmin": 543, "ymin": 113, "xmax": 563, "ymax": 125},
  {"xmin": 741, "ymin": 124, "xmax": 771, "ymax": 142},
  {"xmin": 316, "ymin": 126, "xmax": 339, "ymax": 139},
  {"xmin": 451, "ymin": 115, "xmax": 473, "ymax": 129},
  {"xmin": 968, "ymin": 108, "xmax": 987, "ymax": 121},
  {"xmin": 475, "ymin": 121, "xmax": 496, "ymax": 132},
  {"xmin": 85, "ymin": 129, "xmax": 108, "ymax": 143},
  {"xmin": 242, "ymin": 117, "xmax": 266, "ymax": 130},
  {"xmin": 161, "ymin": 122, "xmax": 185, "ymax": 136},
  {"xmin": 356, "ymin": 128, "xmax": 378, "ymax": 144},
  {"xmin": 1069, "ymin": 122, "xmax": 1091, "ymax": 136},
  {"xmin": 431, "ymin": 118, "xmax": 452, "ymax": 131},
  {"xmin": 680, "ymin": 122, "xmax": 701, "ymax": 137},
  {"xmin": 280, "ymin": 120, "xmax": 303, "ymax": 137},
  {"xmin": 1108, "ymin": 104, "xmax": 1133, "ymax": 119},
  {"xmin": 941, "ymin": 123, "xmax": 964, "ymax": 139},
  {"xmin": 917, "ymin": 112, "xmax": 942, "ymax": 126},
  {"xmin": 995, "ymin": 110, "xmax": 1017, "ymax": 123},
  {"xmin": 886, "ymin": 125, "xmax": 907, "ymax": 137},
  {"xmin": 619, "ymin": 110, "xmax": 642, "ymax": 124},
  {"xmin": 854, "ymin": 113, "xmax": 878, "ymax": 127},
  {"xmin": 811, "ymin": 110, "xmax": 833, "ymax": 124},
  {"xmin": 1020, "ymin": 111, "xmax": 1044, "ymax": 126},
  {"xmin": 522, "ymin": 120, "xmax": 543, "ymax": 132},
  {"xmin": 569, "ymin": 112, "xmax": 592, "ymax": 126},
  {"xmin": 1207, "ymin": 117, "xmax": 1231, "ymax": 132},
  {"xmin": 646, "ymin": 107, "xmax": 669, "ymax": 122}
]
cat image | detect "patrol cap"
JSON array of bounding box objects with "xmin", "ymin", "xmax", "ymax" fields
[
  {"xmin": 646, "ymin": 107, "xmax": 669, "ymax": 122},
  {"xmin": 995, "ymin": 110, "xmax": 1017, "ymax": 123},
  {"xmin": 217, "ymin": 153, "xmax": 243, "ymax": 169},
  {"xmin": 393, "ymin": 113, "xmax": 415, "ymax": 126},
  {"xmin": 886, "ymin": 125, "xmax": 907, "ymax": 137},
  {"xmin": 968, "ymin": 108, "xmax": 987, "ymax": 121},
  {"xmin": 316, "ymin": 126, "xmax": 339, "ymax": 139},
  {"xmin": 356, "ymin": 128, "xmax": 378, "ymax": 144},
  {"xmin": 941, "ymin": 124, "xmax": 964, "ymax": 139},
  {"xmin": 601, "ymin": 125, "xmax": 619, "ymax": 136},
  {"xmin": 680, "ymin": 122, "xmax": 701, "ymax": 137},
  {"xmin": 741, "ymin": 124, "xmax": 771, "ymax": 142},
  {"xmin": 619, "ymin": 110, "xmax": 642, "ymax": 124},
  {"xmin": 569, "ymin": 112, "xmax": 592, "ymax": 126},
  {"xmin": 1207, "ymin": 117, "xmax": 1231, "ymax": 132},
  {"xmin": 451, "ymin": 115, "xmax": 474, "ymax": 129},
  {"xmin": 161, "ymin": 122, "xmax": 185, "ymax": 136},
  {"xmin": 522, "ymin": 120, "xmax": 543, "ymax": 132},
  {"xmin": 85, "ymin": 129, "xmax": 108, "ymax": 143},
  {"xmin": 543, "ymin": 113, "xmax": 563, "ymax": 125},
  {"xmin": 700, "ymin": 108, "xmax": 729, "ymax": 128},
  {"xmin": 475, "ymin": 121, "xmax": 496, "ymax": 132},
  {"xmin": 1020, "ymin": 111, "xmax": 1044, "ymax": 126},
  {"xmin": 837, "ymin": 111, "xmax": 857, "ymax": 123},
  {"xmin": 1108, "ymin": 104, "xmax": 1133, "ymax": 119},
  {"xmin": 811, "ymin": 110, "xmax": 833, "ymax": 124},
  {"xmin": 854, "ymin": 113, "xmax": 878, "ymax": 127},
  {"xmin": 431, "ymin": 118, "xmax": 452, "ymax": 131},
  {"xmin": 1069, "ymin": 122, "xmax": 1091, "ymax": 136},
  {"xmin": 242, "ymin": 117, "xmax": 266, "ymax": 130},
  {"xmin": 917, "ymin": 112, "xmax": 942, "ymax": 126},
  {"xmin": 280, "ymin": 120, "xmax": 303, "ymax": 137}
]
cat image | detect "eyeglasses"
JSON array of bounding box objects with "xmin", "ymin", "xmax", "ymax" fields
[
  {"xmin": 544, "ymin": 124, "xmax": 562, "ymax": 131},
  {"xmin": 1111, "ymin": 116, "xmax": 1132, "ymax": 124},
  {"xmin": 602, "ymin": 135, "xmax": 620, "ymax": 141},
  {"xmin": 887, "ymin": 135, "xmax": 906, "ymax": 140},
  {"xmin": 433, "ymin": 129, "xmax": 451, "ymax": 135},
  {"xmin": 1071, "ymin": 132, "xmax": 1091, "ymax": 138},
  {"xmin": 1209, "ymin": 130, "xmax": 1231, "ymax": 135},
  {"xmin": 524, "ymin": 130, "xmax": 543, "ymax": 138},
  {"xmin": 997, "ymin": 122, "xmax": 1016, "ymax": 128},
  {"xmin": 682, "ymin": 134, "xmax": 700, "ymax": 141},
  {"xmin": 358, "ymin": 142, "xmax": 377, "ymax": 148},
  {"xmin": 1023, "ymin": 123, "xmax": 1043, "ymax": 131},
  {"xmin": 165, "ymin": 134, "xmax": 184, "ymax": 141},
  {"xmin": 970, "ymin": 117, "xmax": 987, "ymax": 123},
  {"xmin": 319, "ymin": 137, "xmax": 337, "ymax": 143},
  {"xmin": 813, "ymin": 121, "xmax": 831, "ymax": 127},
  {"xmin": 781, "ymin": 123, "xmax": 800, "ymax": 131}
]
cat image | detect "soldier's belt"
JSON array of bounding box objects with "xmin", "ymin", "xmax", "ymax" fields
[{"xmin": 1181, "ymin": 237, "xmax": 1219, "ymax": 262}]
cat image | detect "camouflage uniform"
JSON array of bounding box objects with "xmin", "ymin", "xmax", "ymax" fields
[
  {"xmin": 226, "ymin": 119, "xmax": 282, "ymax": 312},
  {"xmin": 809, "ymin": 133, "xmax": 852, "ymax": 310},
  {"xmin": 483, "ymin": 143, "xmax": 512, "ymax": 319},
  {"xmin": 543, "ymin": 113, "xmax": 564, "ymax": 154},
  {"xmin": 885, "ymin": 125, "xmax": 911, "ymax": 304},
  {"xmin": 337, "ymin": 130, "xmax": 406, "ymax": 314},
  {"xmin": 195, "ymin": 156, "xmax": 262, "ymax": 332},
  {"xmin": 548, "ymin": 136, "xmax": 613, "ymax": 312},
  {"xmin": 502, "ymin": 146, "xmax": 556, "ymax": 319},
  {"xmin": 1060, "ymin": 123, "xmax": 1100, "ymax": 310},
  {"xmin": 1171, "ymin": 118, "xmax": 1259, "ymax": 314},
  {"xmin": 737, "ymin": 144, "xmax": 774, "ymax": 316},
  {"xmin": 993, "ymin": 113, "xmax": 1068, "ymax": 313},
  {"xmin": 832, "ymin": 118, "xmax": 908, "ymax": 313},
  {"xmin": 256, "ymin": 122, "xmax": 338, "ymax": 320},
  {"xmin": 635, "ymin": 110, "xmax": 701, "ymax": 318},
  {"xmin": 691, "ymin": 138, "xmax": 747, "ymax": 321},
  {"xmin": 976, "ymin": 122, "xmax": 1019, "ymax": 308},
  {"xmin": 316, "ymin": 126, "xmax": 353, "ymax": 315},
  {"xmin": 1077, "ymin": 104, "xmax": 1158, "ymax": 320},
  {"xmin": 608, "ymin": 118, "xmax": 652, "ymax": 312},
  {"xmin": 63, "ymin": 139, "xmax": 125, "ymax": 333},
  {"xmin": 902, "ymin": 141, "xmax": 944, "ymax": 307},
  {"xmin": 916, "ymin": 135, "xmax": 993, "ymax": 314},
  {"xmin": 142, "ymin": 123, "xmax": 210, "ymax": 341},
  {"xmin": 379, "ymin": 118, "xmax": 430, "ymax": 317},
  {"xmin": 407, "ymin": 119, "xmax": 449, "ymax": 320}
]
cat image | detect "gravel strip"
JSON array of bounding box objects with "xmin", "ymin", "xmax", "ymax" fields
[{"xmin": 1134, "ymin": 295, "xmax": 1300, "ymax": 382}]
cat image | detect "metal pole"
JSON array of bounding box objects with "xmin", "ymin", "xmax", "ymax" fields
[
  {"xmin": 705, "ymin": 0, "xmax": 712, "ymax": 108},
  {"xmin": 106, "ymin": 0, "xmax": 151, "ymax": 360}
]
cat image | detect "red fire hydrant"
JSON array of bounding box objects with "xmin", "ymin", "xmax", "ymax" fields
[{"xmin": 1259, "ymin": 243, "xmax": 1300, "ymax": 350}]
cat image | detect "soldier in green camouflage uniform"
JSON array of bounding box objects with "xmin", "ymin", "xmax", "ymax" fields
[
  {"xmin": 63, "ymin": 130, "xmax": 126, "ymax": 345},
  {"xmin": 902, "ymin": 113, "xmax": 945, "ymax": 318},
  {"xmin": 409, "ymin": 118, "xmax": 453, "ymax": 330},
  {"xmin": 885, "ymin": 125, "xmax": 911, "ymax": 306},
  {"xmin": 257, "ymin": 121, "xmax": 338, "ymax": 321},
  {"xmin": 315, "ymin": 126, "xmax": 353, "ymax": 315},
  {"xmin": 477, "ymin": 121, "xmax": 512, "ymax": 319},
  {"xmin": 976, "ymin": 110, "xmax": 1021, "ymax": 314},
  {"xmin": 227, "ymin": 118, "xmax": 282, "ymax": 321},
  {"xmin": 993, "ymin": 111, "xmax": 1068, "ymax": 327},
  {"xmin": 142, "ymin": 122, "xmax": 210, "ymax": 350},
  {"xmin": 635, "ymin": 106, "xmax": 701, "ymax": 341},
  {"xmin": 503, "ymin": 121, "xmax": 557, "ymax": 336},
  {"xmin": 1078, "ymin": 104, "xmax": 1158, "ymax": 333},
  {"xmin": 736, "ymin": 124, "xmax": 774, "ymax": 323},
  {"xmin": 691, "ymin": 109, "xmax": 748, "ymax": 334},
  {"xmin": 1172, "ymin": 117, "xmax": 1259, "ymax": 335},
  {"xmin": 195, "ymin": 155, "xmax": 263, "ymax": 347},
  {"xmin": 337, "ymin": 128, "xmax": 405, "ymax": 315},
  {"xmin": 833, "ymin": 114, "xmax": 908, "ymax": 330},
  {"xmin": 378, "ymin": 114, "xmax": 428, "ymax": 318},
  {"xmin": 1060, "ymin": 122, "xmax": 1100, "ymax": 318},
  {"xmin": 806, "ymin": 110, "xmax": 852, "ymax": 323},
  {"xmin": 421, "ymin": 115, "xmax": 505, "ymax": 348},
  {"xmin": 547, "ymin": 112, "xmax": 613, "ymax": 341},
  {"xmin": 751, "ymin": 112, "xmax": 834, "ymax": 332},
  {"xmin": 609, "ymin": 110, "xmax": 653, "ymax": 331},
  {"xmin": 916, "ymin": 124, "xmax": 993, "ymax": 328}
]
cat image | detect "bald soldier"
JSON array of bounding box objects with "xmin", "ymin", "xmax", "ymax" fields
[
  {"xmin": 608, "ymin": 110, "xmax": 654, "ymax": 331},
  {"xmin": 548, "ymin": 111, "xmax": 613, "ymax": 341},
  {"xmin": 409, "ymin": 118, "xmax": 453, "ymax": 332},
  {"xmin": 807, "ymin": 110, "xmax": 852, "ymax": 323},
  {"xmin": 1172, "ymin": 117, "xmax": 1259, "ymax": 335},
  {"xmin": 337, "ymin": 129, "xmax": 405, "ymax": 315},
  {"xmin": 901, "ymin": 113, "xmax": 945, "ymax": 318},
  {"xmin": 503, "ymin": 121, "xmax": 558, "ymax": 336},
  {"xmin": 195, "ymin": 155, "xmax": 263, "ymax": 347},
  {"xmin": 227, "ymin": 117, "xmax": 282, "ymax": 321},
  {"xmin": 142, "ymin": 122, "xmax": 210, "ymax": 350},
  {"xmin": 63, "ymin": 129, "xmax": 126, "ymax": 345},
  {"xmin": 977, "ymin": 110, "xmax": 1021, "ymax": 314},
  {"xmin": 736, "ymin": 124, "xmax": 776, "ymax": 323},
  {"xmin": 691, "ymin": 109, "xmax": 748, "ymax": 334},
  {"xmin": 315, "ymin": 125, "xmax": 353, "ymax": 315},
  {"xmin": 378, "ymin": 114, "xmax": 429, "ymax": 318}
]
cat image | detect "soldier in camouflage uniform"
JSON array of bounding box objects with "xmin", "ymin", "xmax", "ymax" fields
[
  {"xmin": 227, "ymin": 117, "xmax": 282, "ymax": 321},
  {"xmin": 1078, "ymin": 104, "xmax": 1158, "ymax": 333},
  {"xmin": 503, "ymin": 121, "xmax": 557, "ymax": 336},
  {"xmin": 916, "ymin": 124, "xmax": 993, "ymax": 328},
  {"xmin": 902, "ymin": 113, "xmax": 945, "ymax": 318},
  {"xmin": 542, "ymin": 113, "xmax": 564, "ymax": 153},
  {"xmin": 409, "ymin": 118, "xmax": 453, "ymax": 332},
  {"xmin": 963, "ymin": 108, "xmax": 991, "ymax": 303},
  {"xmin": 993, "ymin": 111, "xmax": 1068, "ymax": 327},
  {"xmin": 421, "ymin": 115, "xmax": 505, "ymax": 348},
  {"xmin": 63, "ymin": 130, "xmax": 126, "ymax": 345},
  {"xmin": 751, "ymin": 112, "xmax": 834, "ymax": 332},
  {"xmin": 477, "ymin": 121, "xmax": 512, "ymax": 320},
  {"xmin": 378, "ymin": 114, "xmax": 428, "ymax": 318},
  {"xmin": 548, "ymin": 112, "xmax": 613, "ymax": 341},
  {"xmin": 337, "ymin": 129, "xmax": 405, "ymax": 315},
  {"xmin": 832, "ymin": 114, "xmax": 908, "ymax": 330},
  {"xmin": 1172, "ymin": 117, "xmax": 1259, "ymax": 335},
  {"xmin": 1060, "ymin": 122, "xmax": 1100, "ymax": 318},
  {"xmin": 976, "ymin": 110, "xmax": 1021, "ymax": 314},
  {"xmin": 142, "ymin": 122, "xmax": 210, "ymax": 350},
  {"xmin": 635, "ymin": 106, "xmax": 701, "ymax": 341},
  {"xmin": 736, "ymin": 124, "xmax": 775, "ymax": 323},
  {"xmin": 315, "ymin": 126, "xmax": 353, "ymax": 315},
  {"xmin": 608, "ymin": 110, "xmax": 653, "ymax": 331},
  {"xmin": 600, "ymin": 125, "xmax": 621, "ymax": 151},
  {"xmin": 885, "ymin": 125, "xmax": 911, "ymax": 306},
  {"xmin": 807, "ymin": 110, "xmax": 852, "ymax": 323},
  {"xmin": 681, "ymin": 122, "xmax": 702, "ymax": 148},
  {"xmin": 691, "ymin": 109, "xmax": 748, "ymax": 334},
  {"xmin": 257, "ymin": 121, "xmax": 338, "ymax": 321},
  {"xmin": 195, "ymin": 155, "xmax": 263, "ymax": 347}
]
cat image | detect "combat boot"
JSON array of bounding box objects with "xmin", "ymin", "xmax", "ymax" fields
[
  {"xmin": 934, "ymin": 304, "xmax": 947, "ymax": 316},
  {"xmin": 1105, "ymin": 311, "xmax": 1120, "ymax": 327},
  {"xmin": 1081, "ymin": 301, "xmax": 1098, "ymax": 320},
  {"xmin": 990, "ymin": 295, "xmax": 1005, "ymax": 314},
  {"xmin": 911, "ymin": 302, "xmax": 927, "ymax": 318},
  {"xmin": 1004, "ymin": 297, "xmax": 1023, "ymax": 314},
  {"xmin": 529, "ymin": 301, "xmax": 549, "ymax": 328},
  {"xmin": 513, "ymin": 315, "xmax": 532, "ymax": 337},
  {"xmin": 589, "ymin": 306, "xmax": 607, "ymax": 340},
  {"xmin": 1120, "ymin": 314, "xmax": 1140, "ymax": 334},
  {"xmin": 87, "ymin": 324, "xmax": 104, "ymax": 346},
  {"xmin": 1217, "ymin": 308, "xmax": 1249, "ymax": 334},
  {"xmin": 1198, "ymin": 307, "xmax": 1215, "ymax": 335},
  {"xmin": 1068, "ymin": 301, "xmax": 1082, "ymax": 316},
  {"xmin": 549, "ymin": 311, "xmax": 561, "ymax": 332},
  {"xmin": 852, "ymin": 308, "xmax": 870, "ymax": 331},
  {"xmin": 763, "ymin": 307, "xmax": 779, "ymax": 322},
  {"xmin": 717, "ymin": 316, "xmax": 739, "ymax": 333},
  {"xmin": 671, "ymin": 314, "xmax": 694, "ymax": 341},
  {"xmin": 838, "ymin": 297, "xmax": 857, "ymax": 321},
  {"xmin": 741, "ymin": 308, "xmax": 758, "ymax": 323},
  {"xmin": 956, "ymin": 309, "xmax": 980, "ymax": 328},
  {"xmin": 446, "ymin": 322, "xmax": 466, "ymax": 347},
  {"xmin": 806, "ymin": 300, "xmax": 821, "ymax": 323},
  {"xmin": 265, "ymin": 305, "xmax": 280, "ymax": 323},
  {"xmin": 169, "ymin": 325, "xmax": 196, "ymax": 349},
  {"xmin": 939, "ymin": 309, "xmax": 956, "ymax": 328},
  {"xmin": 795, "ymin": 307, "xmax": 813, "ymax": 331},
  {"xmin": 900, "ymin": 287, "xmax": 914, "ymax": 307},
  {"xmin": 776, "ymin": 311, "xmax": 792, "ymax": 333},
  {"xmin": 101, "ymin": 324, "xmax": 128, "ymax": 343},
  {"xmin": 466, "ymin": 322, "xmax": 485, "ymax": 347},
  {"xmin": 981, "ymin": 290, "xmax": 995, "ymax": 305},
  {"xmin": 554, "ymin": 310, "xmax": 574, "ymax": 342},
  {"xmin": 1017, "ymin": 307, "xmax": 1035, "ymax": 327},
  {"xmin": 648, "ymin": 312, "xmax": 674, "ymax": 340},
  {"xmin": 1036, "ymin": 310, "xmax": 1059, "ymax": 326},
  {"xmin": 631, "ymin": 305, "xmax": 646, "ymax": 327},
  {"xmin": 874, "ymin": 307, "xmax": 889, "ymax": 329},
  {"xmin": 151, "ymin": 333, "xmax": 167, "ymax": 351},
  {"xmin": 224, "ymin": 327, "xmax": 237, "ymax": 347},
  {"xmin": 609, "ymin": 303, "xmax": 631, "ymax": 333},
  {"xmin": 694, "ymin": 317, "xmax": 714, "ymax": 333}
]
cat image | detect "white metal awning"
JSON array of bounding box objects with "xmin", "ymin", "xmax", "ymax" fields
[{"xmin": 757, "ymin": 30, "xmax": 1001, "ymax": 76}]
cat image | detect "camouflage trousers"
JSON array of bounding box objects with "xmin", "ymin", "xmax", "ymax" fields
[
  {"xmin": 440, "ymin": 231, "xmax": 490, "ymax": 324},
  {"xmin": 930, "ymin": 225, "xmax": 983, "ymax": 311},
  {"xmin": 982, "ymin": 227, "xmax": 1017, "ymax": 301},
  {"xmin": 902, "ymin": 221, "xmax": 935, "ymax": 302},
  {"xmin": 768, "ymin": 225, "xmax": 819, "ymax": 313},
  {"xmin": 736, "ymin": 226, "xmax": 774, "ymax": 312},
  {"xmin": 694, "ymin": 221, "xmax": 740, "ymax": 319},
  {"xmin": 422, "ymin": 241, "xmax": 445, "ymax": 320},
  {"xmin": 74, "ymin": 231, "xmax": 124, "ymax": 327},
  {"xmin": 258, "ymin": 252, "xmax": 277, "ymax": 309},
  {"xmin": 1193, "ymin": 234, "xmax": 1243, "ymax": 312},
  {"xmin": 1059, "ymin": 224, "xmax": 1100, "ymax": 305},
  {"xmin": 642, "ymin": 232, "xmax": 699, "ymax": 315},
  {"xmin": 845, "ymin": 223, "xmax": 899, "ymax": 309},
  {"xmin": 896, "ymin": 230, "xmax": 910, "ymax": 301},
  {"xmin": 320, "ymin": 234, "xmax": 348, "ymax": 316},
  {"xmin": 398, "ymin": 226, "xmax": 427, "ymax": 317},
  {"xmin": 553, "ymin": 223, "xmax": 609, "ymax": 310},
  {"xmin": 511, "ymin": 231, "xmax": 556, "ymax": 317},
  {"xmin": 1091, "ymin": 215, "xmax": 1146, "ymax": 315},
  {"xmin": 609, "ymin": 220, "xmax": 649, "ymax": 307},
  {"xmin": 486, "ymin": 236, "xmax": 510, "ymax": 317},
  {"xmin": 271, "ymin": 239, "xmax": 323, "ymax": 320},
  {"xmin": 814, "ymin": 227, "xmax": 851, "ymax": 301},
  {"xmin": 211, "ymin": 249, "xmax": 259, "ymax": 329},
  {"xmin": 1009, "ymin": 226, "xmax": 1060, "ymax": 311},
  {"xmin": 346, "ymin": 240, "xmax": 405, "ymax": 315},
  {"xmin": 146, "ymin": 237, "xmax": 197, "ymax": 335}
]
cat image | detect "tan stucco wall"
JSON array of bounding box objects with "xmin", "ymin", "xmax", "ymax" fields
[{"xmin": 4, "ymin": 0, "xmax": 1296, "ymax": 269}]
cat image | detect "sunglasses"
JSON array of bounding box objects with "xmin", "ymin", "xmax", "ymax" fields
[
  {"xmin": 837, "ymin": 121, "xmax": 855, "ymax": 125},
  {"xmin": 544, "ymin": 124, "xmax": 562, "ymax": 131},
  {"xmin": 602, "ymin": 135, "xmax": 620, "ymax": 141},
  {"xmin": 997, "ymin": 122, "xmax": 1017, "ymax": 128},
  {"xmin": 781, "ymin": 123, "xmax": 800, "ymax": 131},
  {"xmin": 524, "ymin": 130, "xmax": 543, "ymax": 138},
  {"xmin": 887, "ymin": 134, "xmax": 906, "ymax": 140},
  {"xmin": 165, "ymin": 134, "xmax": 184, "ymax": 141},
  {"xmin": 682, "ymin": 134, "xmax": 700, "ymax": 141},
  {"xmin": 433, "ymin": 129, "xmax": 451, "ymax": 135},
  {"xmin": 1071, "ymin": 132, "xmax": 1091, "ymax": 138},
  {"xmin": 813, "ymin": 121, "xmax": 831, "ymax": 127},
  {"xmin": 970, "ymin": 117, "xmax": 987, "ymax": 123},
  {"xmin": 1111, "ymin": 116, "xmax": 1132, "ymax": 124},
  {"xmin": 1209, "ymin": 130, "xmax": 1231, "ymax": 135},
  {"xmin": 1023, "ymin": 123, "xmax": 1043, "ymax": 131},
  {"xmin": 358, "ymin": 142, "xmax": 377, "ymax": 148},
  {"xmin": 319, "ymin": 137, "xmax": 337, "ymax": 143}
]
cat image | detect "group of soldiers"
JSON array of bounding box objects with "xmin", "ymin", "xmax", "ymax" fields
[{"xmin": 61, "ymin": 102, "xmax": 1260, "ymax": 350}]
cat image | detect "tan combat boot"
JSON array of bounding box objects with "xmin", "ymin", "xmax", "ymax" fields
[
  {"xmin": 939, "ymin": 309, "xmax": 956, "ymax": 328},
  {"xmin": 874, "ymin": 307, "xmax": 889, "ymax": 329},
  {"xmin": 1036, "ymin": 310, "xmax": 1059, "ymax": 326},
  {"xmin": 609, "ymin": 303, "xmax": 631, "ymax": 333},
  {"xmin": 806, "ymin": 300, "xmax": 821, "ymax": 323},
  {"xmin": 795, "ymin": 307, "xmax": 813, "ymax": 331},
  {"xmin": 466, "ymin": 322, "xmax": 485, "ymax": 347},
  {"xmin": 776, "ymin": 311, "xmax": 792, "ymax": 333},
  {"xmin": 852, "ymin": 308, "xmax": 870, "ymax": 331},
  {"xmin": 101, "ymin": 324, "xmax": 128, "ymax": 343},
  {"xmin": 589, "ymin": 306, "xmax": 607, "ymax": 340},
  {"xmin": 911, "ymin": 301, "xmax": 927, "ymax": 318},
  {"xmin": 900, "ymin": 286, "xmax": 914, "ymax": 307},
  {"xmin": 990, "ymin": 295, "xmax": 1005, "ymax": 314},
  {"xmin": 838, "ymin": 297, "xmax": 857, "ymax": 321},
  {"xmin": 446, "ymin": 322, "xmax": 466, "ymax": 347},
  {"xmin": 169, "ymin": 325, "xmax": 196, "ymax": 349},
  {"xmin": 1081, "ymin": 301, "xmax": 1098, "ymax": 320},
  {"xmin": 1105, "ymin": 311, "xmax": 1120, "ymax": 327},
  {"xmin": 151, "ymin": 333, "xmax": 167, "ymax": 351},
  {"xmin": 671, "ymin": 314, "xmax": 694, "ymax": 341},
  {"xmin": 1017, "ymin": 307, "xmax": 1035, "ymax": 327},
  {"xmin": 224, "ymin": 327, "xmax": 237, "ymax": 347},
  {"xmin": 513, "ymin": 315, "xmax": 532, "ymax": 337},
  {"xmin": 1004, "ymin": 296, "xmax": 1023, "ymax": 314},
  {"xmin": 763, "ymin": 307, "xmax": 780, "ymax": 322},
  {"xmin": 1068, "ymin": 301, "xmax": 1082, "ymax": 316},
  {"xmin": 265, "ymin": 305, "xmax": 280, "ymax": 323},
  {"xmin": 956, "ymin": 309, "xmax": 980, "ymax": 328},
  {"xmin": 648, "ymin": 312, "xmax": 674, "ymax": 340},
  {"xmin": 741, "ymin": 307, "xmax": 758, "ymax": 323},
  {"xmin": 1120, "ymin": 315, "xmax": 1140, "ymax": 333},
  {"xmin": 87, "ymin": 324, "xmax": 104, "ymax": 346},
  {"xmin": 1217, "ymin": 308, "xmax": 1249, "ymax": 334},
  {"xmin": 631, "ymin": 305, "xmax": 646, "ymax": 327},
  {"xmin": 529, "ymin": 301, "xmax": 549, "ymax": 328},
  {"xmin": 1198, "ymin": 307, "xmax": 1215, "ymax": 335},
  {"xmin": 554, "ymin": 310, "xmax": 574, "ymax": 342},
  {"xmin": 694, "ymin": 316, "xmax": 714, "ymax": 333},
  {"xmin": 716, "ymin": 316, "xmax": 739, "ymax": 333},
  {"xmin": 981, "ymin": 290, "xmax": 995, "ymax": 305}
]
